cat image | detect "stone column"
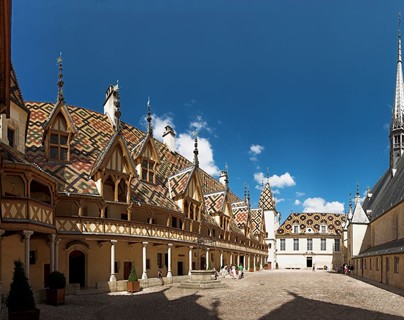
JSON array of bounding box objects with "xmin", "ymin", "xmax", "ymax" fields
[
  {"xmin": 167, "ymin": 243, "xmax": 173, "ymax": 278},
  {"xmin": 248, "ymin": 255, "xmax": 251, "ymax": 271},
  {"xmin": 23, "ymin": 230, "xmax": 33, "ymax": 278},
  {"xmin": 220, "ymin": 251, "xmax": 223, "ymax": 268},
  {"xmin": 55, "ymin": 238, "xmax": 61, "ymax": 271},
  {"xmin": 230, "ymin": 253, "xmax": 233, "ymax": 266},
  {"xmin": 206, "ymin": 248, "xmax": 210, "ymax": 270},
  {"xmin": 49, "ymin": 234, "xmax": 56, "ymax": 272},
  {"xmin": 188, "ymin": 246, "xmax": 193, "ymax": 275},
  {"xmin": 260, "ymin": 255, "xmax": 264, "ymax": 270},
  {"xmin": 142, "ymin": 242, "xmax": 148, "ymax": 280},
  {"xmin": 237, "ymin": 254, "xmax": 240, "ymax": 267},
  {"xmin": 109, "ymin": 240, "xmax": 117, "ymax": 281}
]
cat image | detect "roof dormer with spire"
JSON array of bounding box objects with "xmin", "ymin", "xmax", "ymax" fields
[
  {"xmin": 351, "ymin": 185, "xmax": 369, "ymax": 224},
  {"xmin": 390, "ymin": 14, "xmax": 404, "ymax": 173}
]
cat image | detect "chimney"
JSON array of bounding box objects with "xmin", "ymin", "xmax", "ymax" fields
[
  {"xmin": 103, "ymin": 84, "xmax": 120, "ymax": 131},
  {"xmin": 163, "ymin": 125, "xmax": 176, "ymax": 152},
  {"xmin": 219, "ymin": 170, "xmax": 228, "ymax": 186}
]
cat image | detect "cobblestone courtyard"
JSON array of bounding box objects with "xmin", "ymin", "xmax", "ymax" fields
[{"xmin": 8, "ymin": 270, "xmax": 404, "ymax": 320}]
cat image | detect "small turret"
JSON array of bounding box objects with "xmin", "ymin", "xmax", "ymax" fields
[{"xmin": 163, "ymin": 125, "xmax": 176, "ymax": 152}]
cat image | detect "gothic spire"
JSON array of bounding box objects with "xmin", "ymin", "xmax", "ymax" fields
[
  {"xmin": 390, "ymin": 13, "xmax": 404, "ymax": 169},
  {"xmin": 147, "ymin": 97, "xmax": 153, "ymax": 136},
  {"xmin": 56, "ymin": 52, "xmax": 64, "ymax": 104},
  {"xmin": 193, "ymin": 132, "xmax": 199, "ymax": 167}
]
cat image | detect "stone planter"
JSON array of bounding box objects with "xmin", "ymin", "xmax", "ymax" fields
[
  {"xmin": 249, "ymin": 268, "xmax": 254, "ymax": 272},
  {"xmin": 127, "ymin": 281, "xmax": 140, "ymax": 293},
  {"xmin": 46, "ymin": 288, "xmax": 65, "ymax": 306}
]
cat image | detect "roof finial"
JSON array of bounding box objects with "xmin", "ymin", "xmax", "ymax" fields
[
  {"xmin": 147, "ymin": 97, "xmax": 153, "ymax": 136},
  {"xmin": 56, "ymin": 52, "xmax": 64, "ymax": 104},
  {"xmin": 193, "ymin": 131, "xmax": 199, "ymax": 167}
]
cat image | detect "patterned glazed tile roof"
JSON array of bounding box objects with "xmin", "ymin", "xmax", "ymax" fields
[
  {"xmin": 232, "ymin": 201, "xmax": 249, "ymax": 227},
  {"xmin": 167, "ymin": 167, "xmax": 194, "ymax": 198},
  {"xmin": 276, "ymin": 212, "xmax": 346, "ymax": 236},
  {"xmin": 250, "ymin": 208, "xmax": 263, "ymax": 235},
  {"xmin": 24, "ymin": 102, "xmax": 244, "ymax": 225},
  {"xmin": 204, "ymin": 191, "xmax": 226, "ymax": 214},
  {"xmin": 258, "ymin": 182, "xmax": 275, "ymax": 211},
  {"xmin": 10, "ymin": 66, "xmax": 26, "ymax": 111}
]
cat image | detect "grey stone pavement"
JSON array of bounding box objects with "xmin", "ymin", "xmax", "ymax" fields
[{"xmin": 3, "ymin": 270, "xmax": 404, "ymax": 320}]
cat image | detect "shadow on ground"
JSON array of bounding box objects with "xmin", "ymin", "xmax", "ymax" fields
[{"xmin": 259, "ymin": 291, "xmax": 404, "ymax": 320}]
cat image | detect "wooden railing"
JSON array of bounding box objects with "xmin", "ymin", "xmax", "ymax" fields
[
  {"xmin": 56, "ymin": 216, "xmax": 267, "ymax": 255},
  {"xmin": 1, "ymin": 198, "xmax": 54, "ymax": 226}
]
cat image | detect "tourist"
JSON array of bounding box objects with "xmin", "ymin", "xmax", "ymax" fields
[
  {"xmin": 158, "ymin": 270, "xmax": 164, "ymax": 285},
  {"xmin": 238, "ymin": 264, "xmax": 244, "ymax": 279}
]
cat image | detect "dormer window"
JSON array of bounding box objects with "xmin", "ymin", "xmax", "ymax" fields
[
  {"xmin": 47, "ymin": 114, "xmax": 71, "ymax": 161},
  {"xmin": 293, "ymin": 225, "xmax": 299, "ymax": 234},
  {"xmin": 141, "ymin": 158, "xmax": 155, "ymax": 183},
  {"xmin": 321, "ymin": 225, "xmax": 327, "ymax": 233}
]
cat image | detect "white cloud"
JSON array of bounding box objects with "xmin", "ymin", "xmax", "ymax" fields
[
  {"xmin": 294, "ymin": 199, "xmax": 302, "ymax": 205},
  {"xmin": 176, "ymin": 133, "xmax": 220, "ymax": 176},
  {"xmin": 275, "ymin": 197, "xmax": 284, "ymax": 204},
  {"xmin": 269, "ymin": 172, "xmax": 296, "ymax": 188},
  {"xmin": 151, "ymin": 113, "xmax": 175, "ymax": 142},
  {"xmin": 190, "ymin": 115, "xmax": 212, "ymax": 134},
  {"xmin": 249, "ymin": 144, "xmax": 264, "ymax": 155},
  {"xmin": 254, "ymin": 172, "xmax": 265, "ymax": 185},
  {"xmin": 272, "ymin": 189, "xmax": 280, "ymax": 195},
  {"xmin": 296, "ymin": 191, "xmax": 305, "ymax": 197},
  {"xmin": 302, "ymin": 197, "xmax": 344, "ymax": 213}
]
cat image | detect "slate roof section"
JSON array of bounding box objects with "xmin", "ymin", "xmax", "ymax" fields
[
  {"xmin": 276, "ymin": 212, "xmax": 346, "ymax": 236},
  {"xmin": 232, "ymin": 201, "xmax": 249, "ymax": 227},
  {"xmin": 363, "ymin": 156, "xmax": 404, "ymax": 220},
  {"xmin": 354, "ymin": 238, "xmax": 404, "ymax": 258},
  {"xmin": 351, "ymin": 198, "xmax": 369, "ymax": 224},
  {"xmin": 168, "ymin": 167, "xmax": 194, "ymax": 199}
]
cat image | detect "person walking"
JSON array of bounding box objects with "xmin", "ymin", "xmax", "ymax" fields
[{"xmin": 158, "ymin": 270, "xmax": 164, "ymax": 285}]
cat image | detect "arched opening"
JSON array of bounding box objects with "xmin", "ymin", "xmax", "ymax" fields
[
  {"xmin": 30, "ymin": 180, "xmax": 51, "ymax": 204},
  {"xmin": 3, "ymin": 175, "xmax": 25, "ymax": 197},
  {"xmin": 117, "ymin": 179, "xmax": 127, "ymax": 202},
  {"xmin": 103, "ymin": 176, "xmax": 114, "ymax": 201},
  {"xmin": 69, "ymin": 250, "xmax": 85, "ymax": 287}
]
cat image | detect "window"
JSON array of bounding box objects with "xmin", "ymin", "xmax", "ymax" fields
[
  {"xmin": 29, "ymin": 250, "xmax": 36, "ymax": 265},
  {"xmin": 320, "ymin": 238, "xmax": 326, "ymax": 251},
  {"xmin": 7, "ymin": 127, "xmax": 15, "ymax": 147},
  {"xmin": 49, "ymin": 132, "xmax": 69, "ymax": 160},
  {"xmin": 334, "ymin": 239, "xmax": 340, "ymax": 252},
  {"xmin": 364, "ymin": 259, "xmax": 366, "ymax": 270},
  {"xmin": 370, "ymin": 258, "xmax": 372, "ymax": 270},
  {"xmin": 293, "ymin": 239, "xmax": 299, "ymax": 251},
  {"xmin": 293, "ymin": 225, "xmax": 299, "ymax": 234},
  {"xmin": 141, "ymin": 158, "xmax": 155, "ymax": 183},
  {"xmin": 376, "ymin": 257, "xmax": 379, "ymax": 271},
  {"xmin": 307, "ymin": 239, "xmax": 313, "ymax": 251},
  {"xmin": 280, "ymin": 239, "xmax": 285, "ymax": 251},
  {"xmin": 172, "ymin": 217, "xmax": 177, "ymax": 228},
  {"xmin": 394, "ymin": 256, "xmax": 399, "ymax": 273},
  {"xmin": 321, "ymin": 225, "xmax": 327, "ymax": 233}
]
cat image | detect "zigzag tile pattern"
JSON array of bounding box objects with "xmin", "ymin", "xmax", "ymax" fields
[
  {"xmin": 277, "ymin": 212, "xmax": 347, "ymax": 235},
  {"xmin": 167, "ymin": 168, "xmax": 193, "ymax": 198},
  {"xmin": 232, "ymin": 202, "xmax": 248, "ymax": 227},
  {"xmin": 250, "ymin": 208, "xmax": 263, "ymax": 235},
  {"xmin": 204, "ymin": 191, "xmax": 225, "ymax": 214},
  {"xmin": 258, "ymin": 182, "xmax": 275, "ymax": 210}
]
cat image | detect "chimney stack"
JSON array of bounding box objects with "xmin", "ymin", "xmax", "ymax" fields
[{"xmin": 163, "ymin": 125, "xmax": 176, "ymax": 152}]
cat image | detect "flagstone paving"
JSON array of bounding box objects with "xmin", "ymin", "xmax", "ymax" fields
[{"xmin": 3, "ymin": 270, "xmax": 404, "ymax": 319}]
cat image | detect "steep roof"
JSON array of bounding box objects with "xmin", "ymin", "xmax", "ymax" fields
[
  {"xmin": 250, "ymin": 208, "xmax": 263, "ymax": 235},
  {"xmin": 25, "ymin": 101, "xmax": 244, "ymax": 222},
  {"xmin": 232, "ymin": 201, "xmax": 249, "ymax": 227},
  {"xmin": 258, "ymin": 181, "xmax": 276, "ymax": 211},
  {"xmin": 363, "ymin": 155, "xmax": 404, "ymax": 220},
  {"xmin": 276, "ymin": 212, "xmax": 346, "ymax": 236},
  {"xmin": 351, "ymin": 197, "xmax": 369, "ymax": 224}
]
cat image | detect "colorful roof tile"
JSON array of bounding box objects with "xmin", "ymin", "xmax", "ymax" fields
[{"xmin": 276, "ymin": 212, "xmax": 346, "ymax": 236}]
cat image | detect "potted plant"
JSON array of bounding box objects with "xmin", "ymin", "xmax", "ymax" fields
[
  {"xmin": 46, "ymin": 271, "xmax": 66, "ymax": 306},
  {"xmin": 127, "ymin": 265, "xmax": 140, "ymax": 293},
  {"xmin": 256, "ymin": 262, "xmax": 260, "ymax": 271},
  {"xmin": 263, "ymin": 263, "xmax": 269, "ymax": 270},
  {"xmin": 249, "ymin": 262, "xmax": 254, "ymax": 272},
  {"xmin": 7, "ymin": 260, "xmax": 40, "ymax": 320}
]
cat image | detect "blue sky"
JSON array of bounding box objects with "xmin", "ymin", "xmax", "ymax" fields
[{"xmin": 11, "ymin": 1, "xmax": 403, "ymax": 222}]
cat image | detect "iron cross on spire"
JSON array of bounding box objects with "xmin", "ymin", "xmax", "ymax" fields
[{"xmin": 56, "ymin": 52, "xmax": 64, "ymax": 104}]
